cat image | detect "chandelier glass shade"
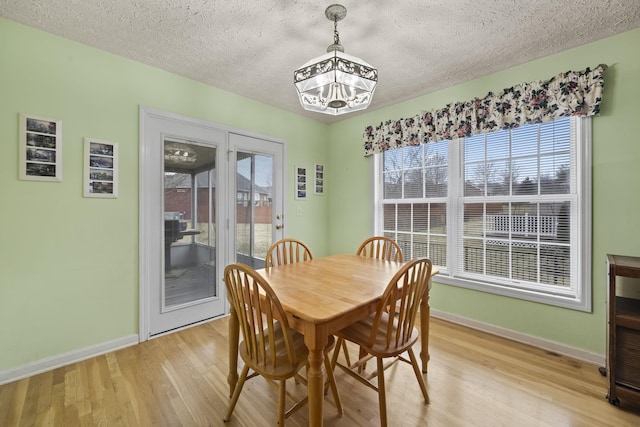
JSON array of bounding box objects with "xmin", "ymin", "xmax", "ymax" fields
[{"xmin": 294, "ymin": 4, "xmax": 378, "ymax": 116}]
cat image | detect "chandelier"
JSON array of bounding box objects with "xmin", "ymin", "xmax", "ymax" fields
[{"xmin": 293, "ymin": 4, "xmax": 378, "ymax": 116}]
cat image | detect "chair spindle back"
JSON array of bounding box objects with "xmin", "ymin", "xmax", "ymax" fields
[
  {"xmin": 357, "ymin": 236, "xmax": 404, "ymax": 262},
  {"xmin": 265, "ymin": 238, "xmax": 313, "ymax": 271},
  {"xmin": 369, "ymin": 258, "xmax": 432, "ymax": 350},
  {"xmin": 224, "ymin": 263, "xmax": 296, "ymax": 368}
]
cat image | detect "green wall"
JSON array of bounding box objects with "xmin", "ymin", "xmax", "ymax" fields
[
  {"xmin": 0, "ymin": 18, "xmax": 329, "ymax": 372},
  {"xmin": 327, "ymin": 28, "xmax": 640, "ymax": 354},
  {"xmin": 2, "ymin": 16, "xmax": 639, "ymax": 375}
]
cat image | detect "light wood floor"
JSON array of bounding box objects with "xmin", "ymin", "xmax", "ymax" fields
[{"xmin": 2, "ymin": 317, "xmax": 640, "ymax": 426}]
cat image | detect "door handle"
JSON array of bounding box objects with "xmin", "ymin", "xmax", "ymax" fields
[{"xmin": 276, "ymin": 224, "xmax": 283, "ymax": 230}]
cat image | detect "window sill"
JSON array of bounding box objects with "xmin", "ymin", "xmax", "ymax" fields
[{"xmin": 433, "ymin": 273, "xmax": 591, "ymax": 312}]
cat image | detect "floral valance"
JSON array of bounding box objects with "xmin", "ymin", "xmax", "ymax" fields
[{"xmin": 363, "ymin": 64, "xmax": 607, "ymax": 156}]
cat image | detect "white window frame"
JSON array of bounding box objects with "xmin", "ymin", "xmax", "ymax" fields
[{"xmin": 373, "ymin": 117, "xmax": 592, "ymax": 311}]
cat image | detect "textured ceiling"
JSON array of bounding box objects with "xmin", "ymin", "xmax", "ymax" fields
[{"xmin": 2, "ymin": 1, "xmax": 640, "ymax": 123}]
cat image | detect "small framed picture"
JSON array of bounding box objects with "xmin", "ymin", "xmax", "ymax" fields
[
  {"xmin": 295, "ymin": 166, "xmax": 307, "ymax": 200},
  {"xmin": 84, "ymin": 138, "xmax": 118, "ymax": 198},
  {"xmin": 19, "ymin": 113, "xmax": 62, "ymax": 182},
  {"xmin": 314, "ymin": 164, "xmax": 324, "ymax": 195}
]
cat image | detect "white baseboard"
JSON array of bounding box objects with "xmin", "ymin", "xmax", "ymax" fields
[
  {"xmin": 431, "ymin": 309, "xmax": 605, "ymax": 366},
  {"xmin": 0, "ymin": 334, "xmax": 139, "ymax": 386},
  {"xmin": 0, "ymin": 313, "xmax": 606, "ymax": 385}
]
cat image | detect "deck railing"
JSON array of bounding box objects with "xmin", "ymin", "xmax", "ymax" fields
[{"xmin": 487, "ymin": 214, "xmax": 558, "ymax": 238}]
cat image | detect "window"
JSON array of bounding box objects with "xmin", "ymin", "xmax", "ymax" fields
[{"xmin": 374, "ymin": 117, "xmax": 591, "ymax": 311}]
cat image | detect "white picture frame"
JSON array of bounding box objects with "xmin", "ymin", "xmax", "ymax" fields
[
  {"xmin": 295, "ymin": 165, "xmax": 307, "ymax": 200},
  {"xmin": 314, "ymin": 163, "xmax": 324, "ymax": 195},
  {"xmin": 19, "ymin": 113, "xmax": 62, "ymax": 182},
  {"xmin": 83, "ymin": 138, "xmax": 119, "ymax": 198}
]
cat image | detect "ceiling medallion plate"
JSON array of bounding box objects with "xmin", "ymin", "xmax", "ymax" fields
[{"xmin": 325, "ymin": 4, "xmax": 347, "ymax": 21}]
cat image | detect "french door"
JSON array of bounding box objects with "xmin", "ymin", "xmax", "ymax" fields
[{"xmin": 140, "ymin": 108, "xmax": 284, "ymax": 338}]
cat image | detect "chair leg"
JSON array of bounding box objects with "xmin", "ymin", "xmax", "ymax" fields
[
  {"xmin": 224, "ymin": 364, "xmax": 249, "ymax": 422},
  {"xmin": 324, "ymin": 355, "xmax": 343, "ymax": 416},
  {"xmin": 341, "ymin": 340, "xmax": 351, "ymax": 367},
  {"xmin": 277, "ymin": 380, "xmax": 286, "ymax": 426},
  {"xmin": 407, "ymin": 348, "xmax": 430, "ymax": 403},
  {"xmin": 330, "ymin": 337, "xmax": 343, "ymax": 369},
  {"xmin": 358, "ymin": 346, "xmax": 368, "ymax": 373},
  {"xmin": 376, "ymin": 357, "xmax": 388, "ymax": 427}
]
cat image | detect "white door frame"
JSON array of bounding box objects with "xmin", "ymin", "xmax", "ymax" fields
[{"xmin": 139, "ymin": 107, "xmax": 286, "ymax": 341}]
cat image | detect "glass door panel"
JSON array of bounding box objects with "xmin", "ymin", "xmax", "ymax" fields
[
  {"xmin": 164, "ymin": 140, "xmax": 217, "ymax": 308},
  {"xmin": 235, "ymin": 151, "xmax": 273, "ymax": 269}
]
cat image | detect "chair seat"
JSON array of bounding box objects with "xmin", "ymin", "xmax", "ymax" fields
[
  {"xmin": 337, "ymin": 312, "xmax": 419, "ymax": 357},
  {"xmin": 239, "ymin": 322, "xmax": 308, "ymax": 379},
  {"xmin": 240, "ymin": 323, "xmax": 339, "ymax": 378}
]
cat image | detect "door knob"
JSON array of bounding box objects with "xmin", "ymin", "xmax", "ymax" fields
[{"xmin": 276, "ymin": 224, "xmax": 283, "ymax": 230}]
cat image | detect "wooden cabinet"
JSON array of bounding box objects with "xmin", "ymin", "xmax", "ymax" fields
[{"xmin": 606, "ymin": 254, "xmax": 640, "ymax": 406}]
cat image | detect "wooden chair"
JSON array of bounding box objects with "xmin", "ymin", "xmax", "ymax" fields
[
  {"xmin": 265, "ymin": 238, "xmax": 313, "ymax": 271},
  {"xmin": 330, "ymin": 258, "xmax": 432, "ymax": 427},
  {"xmin": 223, "ymin": 263, "xmax": 342, "ymax": 425},
  {"xmin": 344, "ymin": 236, "xmax": 405, "ymax": 367},
  {"xmin": 356, "ymin": 236, "xmax": 404, "ymax": 262}
]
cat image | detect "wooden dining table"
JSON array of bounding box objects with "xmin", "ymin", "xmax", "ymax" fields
[{"xmin": 226, "ymin": 253, "xmax": 438, "ymax": 427}]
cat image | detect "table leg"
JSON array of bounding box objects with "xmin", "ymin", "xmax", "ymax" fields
[
  {"xmin": 227, "ymin": 305, "xmax": 239, "ymax": 397},
  {"xmin": 419, "ymin": 291, "xmax": 431, "ymax": 373},
  {"xmin": 305, "ymin": 332, "xmax": 327, "ymax": 427}
]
